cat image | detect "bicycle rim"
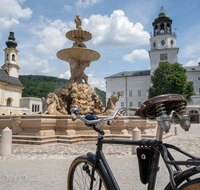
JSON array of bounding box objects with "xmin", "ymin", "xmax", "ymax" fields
[
  {"xmin": 68, "ymin": 157, "xmax": 108, "ymax": 190},
  {"xmin": 179, "ymin": 177, "xmax": 200, "ymax": 190}
]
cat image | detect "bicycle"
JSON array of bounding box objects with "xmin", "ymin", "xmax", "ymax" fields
[{"xmin": 67, "ymin": 94, "xmax": 200, "ymax": 190}]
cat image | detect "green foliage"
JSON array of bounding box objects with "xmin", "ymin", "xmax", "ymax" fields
[
  {"xmin": 94, "ymin": 87, "xmax": 106, "ymax": 107},
  {"xmin": 19, "ymin": 75, "xmax": 106, "ymax": 106},
  {"xmin": 19, "ymin": 75, "xmax": 68, "ymax": 98},
  {"xmin": 149, "ymin": 62, "xmax": 195, "ymax": 102}
]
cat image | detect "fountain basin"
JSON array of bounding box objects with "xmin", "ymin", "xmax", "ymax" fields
[
  {"xmin": 57, "ymin": 47, "xmax": 100, "ymax": 62},
  {"xmin": 66, "ymin": 30, "xmax": 92, "ymax": 42},
  {"xmin": 0, "ymin": 115, "xmax": 158, "ymax": 145}
]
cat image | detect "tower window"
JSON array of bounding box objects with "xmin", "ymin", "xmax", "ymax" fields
[
  {"xmin": 6, "ymin": 54, "xmax": 9, "ymax": 60},
  {"xmin": 153, "ymin": 42, "xmax": 156, "ymax": 48},
  {"xmin": 12, "ymin": 54, "xmax": 15, "ymax": 61},
  {"xmin": 7, "ymin": 99, "xmax": 11, "ymax": 106},
  {"xmin": 167, "ymin": 23, "xmax": 171, "ymax": 34},
  {"xmin": 171, "ymin": 40, "xmax": 174, "ymax": 46},
  {"xmin": 161, "ymin": 40, "xmax": 165, "ymax": 46}
]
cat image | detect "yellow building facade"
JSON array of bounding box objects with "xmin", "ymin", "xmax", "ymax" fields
[{"xmin": 0, "ymin": 29, "xmax": 24, "ymax": 115}]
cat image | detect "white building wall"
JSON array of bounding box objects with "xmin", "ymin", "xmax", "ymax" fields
[
  {"xmin": 187, "ymin": 71, "xmax": 200, "ymax": 96},
  {"xmin": 106, "ymin": 75, "xmax": 151, "ymax": 115},
  {"xmin": 20, "ymin": 97, "xmax": 42, "ymax": 114},
  {"xmin": 4, "ymin": 88, "xmax": 20, "ymax": 107},
  {"xmin": 10, "ymin": 67, "xmax": 18, "ymax": 78}
]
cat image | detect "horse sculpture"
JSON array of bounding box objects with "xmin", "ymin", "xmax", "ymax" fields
[
  {"xmin": 102, "ymin": 91, "xmax": 124, "ymax": 116},
  {"xmin": 42, "ymin": 93, "xmax": 68, "ymax": 115}
]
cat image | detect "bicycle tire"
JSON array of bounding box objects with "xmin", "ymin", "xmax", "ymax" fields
[
  {"xmin": 178, "ymin": 177, "xmax": 200, "ymax": 190},
  {"xmin": 67, "ymin": 155, "xmax": 109, "ymax": 190}
]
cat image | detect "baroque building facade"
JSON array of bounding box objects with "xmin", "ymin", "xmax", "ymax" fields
[
  {"xmin": 105, "ymin": 10, "xmax": 200, "ymax": 123},
  {"xmin": 0, "ymin": 30, "xmax": 42, "ymax": 115}
]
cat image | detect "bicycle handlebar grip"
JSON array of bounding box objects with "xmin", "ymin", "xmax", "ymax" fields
[{"xmin": 129, "ymin": 107, "xmax": 139, "ymax": 111}]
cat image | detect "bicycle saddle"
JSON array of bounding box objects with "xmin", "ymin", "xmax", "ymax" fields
[{"xmin": 134, "ymin": 94, "xmax": 187, "ymax": 119}]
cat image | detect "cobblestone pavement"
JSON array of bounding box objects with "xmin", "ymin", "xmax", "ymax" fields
[
  {"xmin": 0, "ymin": 131, "xmax": 200, "ymax": 189},
  {"xmin": 0, "ymin": 133, "xmax": 200, "ymax": 160}
]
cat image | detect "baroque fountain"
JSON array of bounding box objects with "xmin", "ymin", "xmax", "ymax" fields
[{"xmin": 0, "ymin": 15, "xmax": 158, "ymax": 145}]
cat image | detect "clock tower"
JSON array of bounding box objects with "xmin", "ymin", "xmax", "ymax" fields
[{"xmin": 149, "ymin": 7, "xmax": 179, "ymax": 74}]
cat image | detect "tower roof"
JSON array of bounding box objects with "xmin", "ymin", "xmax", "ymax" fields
[
  {"xmin": 153, "ymin": 7, "xmax": 172, "ymax": 26},
  {"xmin": 6, "ymin": 29, "xmax": 18, "ymax": 48}
]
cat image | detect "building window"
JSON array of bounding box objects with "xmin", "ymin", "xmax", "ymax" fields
[
  {"xmin": 6, "ymin": 99, "xmax": 11, "ymax": 106},
  {"xmin": 146, "ymin": 90, "xmax": 149, "ymax": 96},
  {"xmin": 129, "ymin": 91, "xmax": 132, "ymax": 97},
  {"xmin": 121, "ymin": 91, "xmax": 124, "ymax": 97},
  {"xmin": 129, "ymin": 102, "xmax": 133, "ymax": 107},
  {"xmin": 161, "ymin": 40, "xmax": 165, "ymax": 46},
  {"xmin": 198, "ymin": 78, "xmax": 200, "ymax": 80},
  {"xmin": 199, "ymin": 88, "xmax": 200, "ymax": 94},
  {"xmin": 32, "ymin": 104, "xmax": 40, "ymax": 112},
  {"xmin": 121, "ymin": 102, "xmax": 124, "ymax": 107},
  {"xmin": 138, "ymin": 90, "xmax": 141, "ymax": 97},
  {"xmin": 2, "ymin": 113, "xmax": 6, "ymax": 115},
  {"xmin": 12, "ymin": 54, "xmax": 15, "ymax": 61},
  {"xmin": 113, "ymin": 91, "xmax": 116, "ymax": 95},
  {"xmin": 138, "ymin": 102, "xmax": 142, "ymax": 108},
  {"xmin": 6, "ymin": 54, "xmax": 9, "ymax": 60}
]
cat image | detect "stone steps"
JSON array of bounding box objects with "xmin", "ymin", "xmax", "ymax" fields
[
  {"xmin": 0, "ymin": 133, "xmax": 172, "ymax": 145},
  {"xmin": 11, "ymin": 135, "xmax": 57, "ymax": 145}
]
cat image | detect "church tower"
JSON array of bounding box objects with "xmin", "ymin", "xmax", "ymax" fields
[
  {"xmin": 149, "ymin": 7, "xmax": 179, "ymax": 74},
  {"xmin": 1, "ymin": 28, "xmax": 20, "ymax": 78}
]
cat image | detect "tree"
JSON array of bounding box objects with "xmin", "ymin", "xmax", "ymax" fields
[
  {"xmin": 148, "ymin": 62, "xmax": 195, "ymax": 102},
  {"xmin": 94, "ymin": 87, "xmax": 106, "ymax": 107}
]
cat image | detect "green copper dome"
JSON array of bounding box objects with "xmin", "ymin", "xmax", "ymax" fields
[{"xmin": 6, "ymin": 31, "xmax": 17, "ymax": 48}]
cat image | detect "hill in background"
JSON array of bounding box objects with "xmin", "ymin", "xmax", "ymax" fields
[{"xmin": 19, "ymin": 75, "xmax": 106, "ymax": 106}]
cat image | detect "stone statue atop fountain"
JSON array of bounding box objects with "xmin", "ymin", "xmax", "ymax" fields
[{"xmin": 75, "ymin": 15, "xmax": 82, "ymax": 30}]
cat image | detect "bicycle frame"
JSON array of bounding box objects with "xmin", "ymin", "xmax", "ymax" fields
[{"xmin": 86, "ymin": 123, "xmax": 200, "ymax": 190}]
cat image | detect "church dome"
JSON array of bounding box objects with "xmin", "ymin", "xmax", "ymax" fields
[{"xmin": 6, "ymin": 31, "xmax": 17, "ymax": 48}]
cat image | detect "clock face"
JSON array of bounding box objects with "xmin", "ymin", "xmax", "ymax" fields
[
  {"xmin": 161, "ymin": 40, "xmax": 165, "ymax": 46},
  {"xmin": 160, "ymin": 53, "xmax": 168, "ymax": 61}
]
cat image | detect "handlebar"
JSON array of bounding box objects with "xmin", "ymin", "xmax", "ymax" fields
[
  {"xmin": 70, "ymin": 106, "xmax": 137, "ymax": 126},
  {"xmin": 70, "ymin": 106, "xmax": 191, "ymax": 133}
]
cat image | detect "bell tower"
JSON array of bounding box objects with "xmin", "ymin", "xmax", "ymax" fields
[
  {"xmin": 149, "ymin": 7, "xmax": 179, "ymax": 74},
  {"xmin": 2, "ymin": 28, "xmax": 20, "ymax": 78}
]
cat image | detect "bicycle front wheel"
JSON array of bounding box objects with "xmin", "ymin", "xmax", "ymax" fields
[
  {"xmin": 178, "ymin": 177, "xmax": 200, "ymax": 190},
  {"xmin": 67, "ymin": 155, "xmax": 109, "ymax": 190}
]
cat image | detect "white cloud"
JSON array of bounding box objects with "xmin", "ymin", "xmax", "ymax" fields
[
  {"xmin": 123, "ymin": 49, "xmax": 149, "ymax": 63},
  {"xmin": 88, "ymin": 73, "xmax": 105, "ymax": 91},
  {"xmin": 59, "ymin": 70, "xmax": 71, "ymax": 79},
  {"xmin": 32, "ymin": 17, "xmax": 72, "ymax": 55},
  {"xmin": 19, "ymin": 53, "xmax": 55, "ymax": 74},
  {"xmin": 64, "ymin": 5, "xmax": 72, "ymax": 11},
  {"xmin": 83, "ymin": 10, "xmax": 150, "ymax": 47},
  {"xmin": 76, "ymin": 0, "xmax": 102, "ymax": 8},
  {"xmin": 185, "ymin": 57, "xmax": 200, "ymax": 66},
  {"xmin": 0, "ymin": 0, "xmax": 32, "ymax": 39},
  {"xmin": 58, "ymin": 70, "xmax": 105, "ymax": 90}
]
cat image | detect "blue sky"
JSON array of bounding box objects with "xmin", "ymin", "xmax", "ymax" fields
[{"xmin": 0, "ymin": 0, "xmax": 200, "ymax": 91}]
